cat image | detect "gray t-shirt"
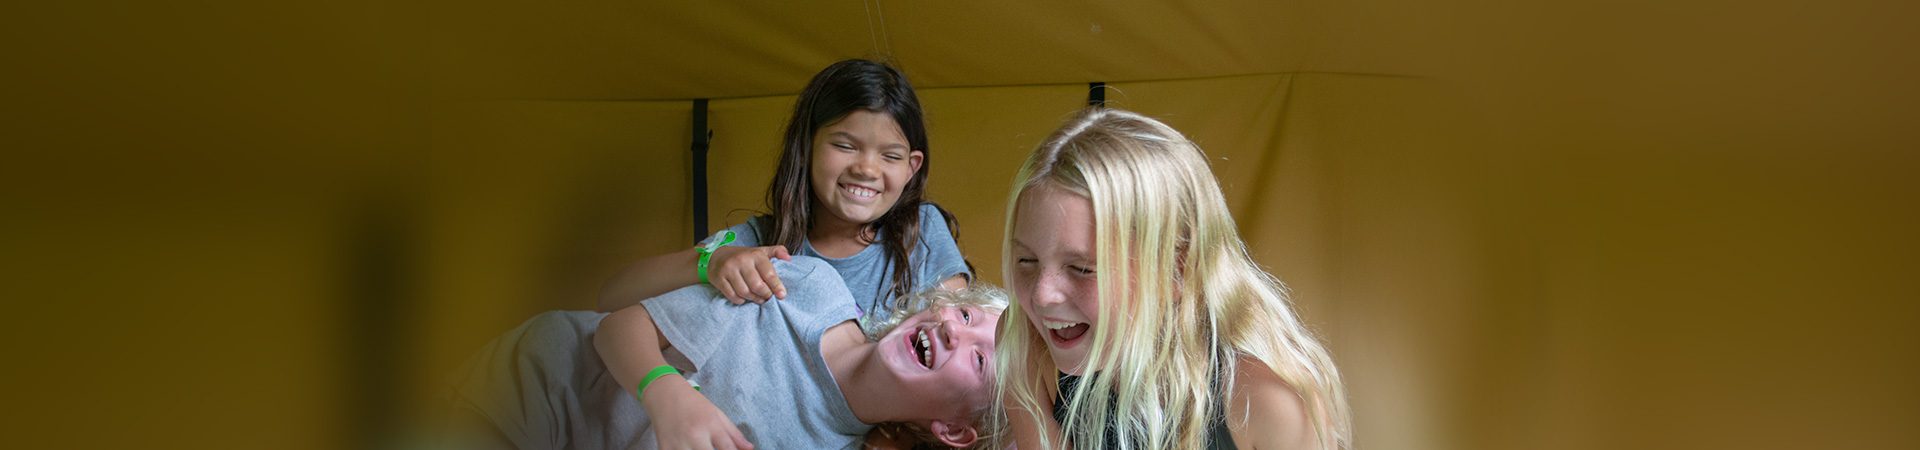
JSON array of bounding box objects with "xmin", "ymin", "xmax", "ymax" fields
[
  {"xmin": 452, "ymin": 257, "xmax": 869, "ymax": 450},
  {"xmin": 715, "ymin": 203, "xmax": 970, "ymax": 317}
]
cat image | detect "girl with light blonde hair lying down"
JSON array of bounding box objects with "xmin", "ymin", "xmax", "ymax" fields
[{"xmin": 448, "ymin": 256, "xmax": 1004, "ymax": 450}]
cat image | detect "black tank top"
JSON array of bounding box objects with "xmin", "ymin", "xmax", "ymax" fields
[{"xmin": 1052, "ymin": 371, "xmax": 1236, "ymax": 449}]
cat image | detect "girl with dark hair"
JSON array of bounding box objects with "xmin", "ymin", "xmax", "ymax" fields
[
  {"xmin": 589, "ymin": 59, "xmax": 971, "ymax": 447},
  {"xmin": 597, "ymin": 58, "xmax": 970, "ymax": 317}
]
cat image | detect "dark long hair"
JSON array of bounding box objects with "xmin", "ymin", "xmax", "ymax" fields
[{"xmin": 764, "ymin": 59, "xmax": 943, "ymax": 304}]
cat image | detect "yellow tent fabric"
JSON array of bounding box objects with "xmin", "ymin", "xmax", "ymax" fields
[
  {"xmin": 6, "ymin": 1, "xmax": 1916, "ymax": 450},
  {"xmin": 432, "ymin": 1, "xmax": 1434, "ymax": 100}
]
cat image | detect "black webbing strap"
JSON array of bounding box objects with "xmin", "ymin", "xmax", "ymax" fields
[
  {"xmin": 1088, "ymin": 81, "xmax": 1106, "ymax": 107},
  {"xmin": 690, "ymin": 98, "xmax": 711, "ymax": 244}
]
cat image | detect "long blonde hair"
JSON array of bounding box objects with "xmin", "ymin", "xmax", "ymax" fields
[{"xmin": 991, "ymin": 107, "xmax": 1351, "ymax": 449}]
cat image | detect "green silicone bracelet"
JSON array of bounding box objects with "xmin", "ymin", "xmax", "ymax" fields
[
  {"xmin": 636, "ymin": 365, "xmax": 696, "ymax": 401},
  {"xmin": 695, "ymin": 230, "xmax": 736, "ymax": 285}
]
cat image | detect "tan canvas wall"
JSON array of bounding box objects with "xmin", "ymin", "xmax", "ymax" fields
[{"xmin": 10, "ymin": 2, "xmax": 1916, "ymax": 447}]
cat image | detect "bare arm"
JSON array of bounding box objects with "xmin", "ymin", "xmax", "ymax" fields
[
  {"xmin": 1003, "ymin": 372, "xmax": 1065, "ymax": 450},
  {"xmin": 595, "ymin": 306, "xmax": 676, "ymax": 394},
  {"xmin": 1226, "ymin": 358, "xmax": 1319, "ymax": 450},
  {"xmin": 596, "ymin": 305, "xmax": 754, "ymax": 449},
  {"xmin": 1004, "ymin": 399, "xmax": 1055, "ymax": 450},
  {"xmin": 598, "ymin": 245, "xmax": 795, "ymax": 312},
  {"xmin": 597, "ymin": 248, "xmax": 701, "ymax": 312}
]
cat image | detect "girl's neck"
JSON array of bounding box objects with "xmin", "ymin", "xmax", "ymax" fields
[
  {"xmin": 808, "ymin": 214, "xmax": 876, "ymax": 259},
  {"xmin": 819, "ymin": 321, "xmax": 896, "ymax": 425}
]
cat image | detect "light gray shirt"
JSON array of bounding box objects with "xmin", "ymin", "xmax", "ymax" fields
[{"xmin": 452, "ymin": 257, "xmax": 869, "ymax": 450}]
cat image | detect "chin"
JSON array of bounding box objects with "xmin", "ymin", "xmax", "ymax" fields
[
  {"xmin": 1050, "ymin": 355, "xmax": 1088, "ymax": 376},
  {"xmin": 834, "ymin": 207, "xmax": 879, "ymax": 224}
]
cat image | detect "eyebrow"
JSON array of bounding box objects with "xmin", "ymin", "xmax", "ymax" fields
[
  {"xmin": 826, "ymin": 131, "xmax": 909, "ymax": 151},
  {"xmin": 1009, "ymin": 237, "xmax": 1091, "ymax": 262}
]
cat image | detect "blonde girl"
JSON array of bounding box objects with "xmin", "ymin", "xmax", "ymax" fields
[{"xmin": 994, "ymin": 107, "xmax": 1351, "ymax": 449}]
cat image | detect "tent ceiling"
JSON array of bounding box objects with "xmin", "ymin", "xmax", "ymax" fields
[{"xmin": 433, "ymin": 1, "xmax": 1438, "ymax": 100}]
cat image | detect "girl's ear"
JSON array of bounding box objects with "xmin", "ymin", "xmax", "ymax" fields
[
  {"xmin": 929, "ymin": 419, "xmax": 980, "ymax": 447},
  {"xmin": 909, "ymin": 150, "xmax": 925, "ymax": 174}
]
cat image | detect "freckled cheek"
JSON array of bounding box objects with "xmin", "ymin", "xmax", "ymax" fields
[
  {"xmin": 1010, "ymin": 275, "xmax": 1035, "ymax": 304},
  {"xmin": 1070, "ymin": 282, "xmax": 1102, "ymax": 322}
]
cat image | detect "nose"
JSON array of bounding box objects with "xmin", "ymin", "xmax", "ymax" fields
[
  {"xmin": 848, "ymin": 152, "xmax": 879, "ymax": 179},
  {"xmin": 938, "ymin": 320, "xmax": 958, "ymax": 350},
  {"xmin": 1030, "ymin": 270, "xmax": 1069, "ymax": 307},
  {"xmin": 937, "ymin": 315, "xmax": 989, "ymax": 351}
]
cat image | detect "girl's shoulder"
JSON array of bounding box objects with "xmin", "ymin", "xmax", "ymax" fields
[
  {"xmin": 1226, "ymin": 356, "xmax": 1318, "ymax": 449},
  {"xmin": 713, "ymin": 214, "xmax": 770, "ymax": 246},
  {"xmin": 913, "ymin": 201, "xmax": 949, "ymax": 219},
  {"xmin": 912, "ymin": 202, "xmax": 957, "ymax": 235}
]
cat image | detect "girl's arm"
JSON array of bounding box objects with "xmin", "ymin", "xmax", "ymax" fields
[
  {"xmin": 595, "ymin": 246, "xmax": 702, "ymax": 313},
  {"xmin": 597, "ymin": 248, "xmax": 700, "ymax": 312},
  {"xmin": 1003, "ymin": 373, "xmax": 1065, "ymax": 450},
  {"xmin": 596, "ymin": 306, "xmax": 755, "ymax": 449},
  {"xmin": 1004, "ymin": 400, "xmax": 1055, "ymax": 450},
  {"xmin": 597, "ymin": 245, "xmax": 793, "ymax": 312},
  {"xmin": 1226, "ymin": 358, "xmax": 1318, "ymax": 450}
]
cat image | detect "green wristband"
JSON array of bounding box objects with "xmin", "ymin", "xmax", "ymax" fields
[
  {"xmin": 636, "ymin": 365, "xmax": 698, "ymax": 401},
  {"xmin": 695, "ymin": 230, "xmax": 736, "ymax": 285}
]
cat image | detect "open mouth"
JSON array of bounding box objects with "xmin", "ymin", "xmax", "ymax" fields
[
  {"xmin": 1042, "ymin": 320, "xmax": 1090, "ymax": 345},
  {"xmin": 910, "ymin": 327, "xmax": 935, "ymax": 369},
  {"xmin": 840, "ymin": 183, "xmax": 879, "ymax": 200}
]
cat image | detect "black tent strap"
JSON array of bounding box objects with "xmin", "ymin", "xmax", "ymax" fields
[
  {"xmin": 1088, "ymin": 82, "xmax": 1106, "ymax": 107},
  {"xmin": 690, "ymin": 99, "xmax": 711, "ymax": 244}
]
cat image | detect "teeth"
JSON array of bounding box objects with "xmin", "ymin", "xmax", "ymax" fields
[
  {"xmin": 915, "ymin": 329, "xmax": 933, "ymax": 367},
  {"xmin": 843, "ymin": 184, "xmax": 878, "ymax": 198},
  {"xmin": 1041, "ymin": 320, "xmax": 1084, "ymax": 330}
]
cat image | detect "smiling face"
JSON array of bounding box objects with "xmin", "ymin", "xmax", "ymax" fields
[
  {"xmin": 808, "ymin": 110, "xmax": 924, "ymax": 230},
  {"xmin": 876, "ymin": 303, "xmax": 1001, "ymax": 423},
  {"xmin": 1009, "ymin": 183, "xmax": 1102, "ymax": 375}
]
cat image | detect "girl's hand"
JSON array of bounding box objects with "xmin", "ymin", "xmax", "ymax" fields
[
  {"xmin": 707, "ymin": 245, "xmax": 791, "ymax": 304},
  {"xmin": 642, "ymin": 377, "xmax": 755, "ymax": 450}
]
